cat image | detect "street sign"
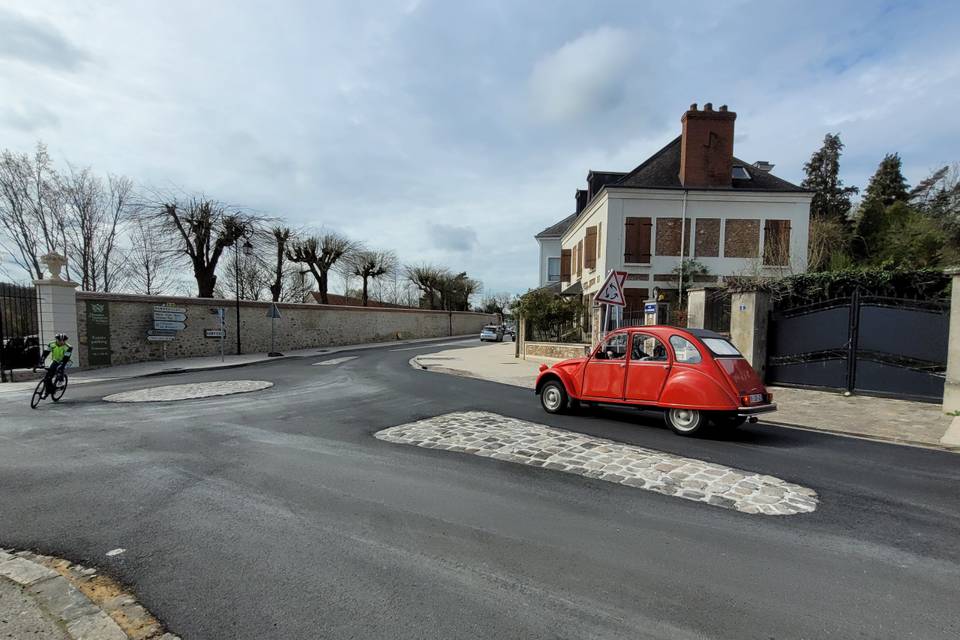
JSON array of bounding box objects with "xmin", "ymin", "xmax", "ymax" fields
[
  {"xmin": 154, "ymin": 305, "xmax": 186, "ymax": 314},
  {"xmin": 153, "ymin": 311, "xmax": 187, "ymax": 322},
  {"xmin": 644, "ymin": 302, "xmax": 657, "ymax": 313},
  {"xmin": 266, "ymin": 303, "xmax": 282, "ymax": 319},
  {"xmin": 147, "ymin": 329, "xmax": 178, "ymax": 336},
  {"xmin": 147, "ymin": 335, "xmax": 175, "ymax": 342},
  {"xmin": 205, "ymin": 329, "xmax": 225, "ymax": 338},
  {"xmin": 594, "ymin": 270, "xmax": 627, "ymax": 306},
  {"xmin": 153, "ymin": 320, "xmax": 186, "ymax": 331}
]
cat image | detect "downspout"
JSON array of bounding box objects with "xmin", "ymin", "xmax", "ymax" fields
[{"xmin": 679, "ymin": 190, "xmax": 688, "ymax": 304}]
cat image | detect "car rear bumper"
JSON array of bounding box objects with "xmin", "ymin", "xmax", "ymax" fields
[{"xmin": 737, "ymin": 403, "xmax": 777, "ymax": 416}]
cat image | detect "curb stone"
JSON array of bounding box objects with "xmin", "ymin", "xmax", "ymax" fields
[{"xmin": 0, "ymin": 548, "xmax": 179, "ymax": 640}]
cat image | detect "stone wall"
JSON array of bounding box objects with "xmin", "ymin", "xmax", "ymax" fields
[
  {"xmin": 523, "ymin": 341, "xmax": 590, "ymax": 360},
  {"xmin": 76, "ymin": 292, "xmax": 495, "ymax": 368}
]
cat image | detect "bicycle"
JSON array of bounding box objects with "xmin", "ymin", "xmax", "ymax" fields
[{"xmin": 30, "ymin": 363, "xmax": 69, "ymax": 409}]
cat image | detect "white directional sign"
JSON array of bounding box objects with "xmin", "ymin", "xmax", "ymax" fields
[
  {"xmin": 153, "ymin": 320, "xmax": 186, "ymax": 331},
  {"xmin": 204, "ymin": 329, "xmax": 225, "ymax": 338},
  {"xmin": 153, "ymin": 311, "xmax": 187, "ymax": 322},
  {"xmin": 594, "ymin": 270, "xmax": 627, "ymax": 306},
  {"xmin": 147, "ymin": 335, "xmax": 175, "ymax": 342},
  {"xmin": 153, "ymin": 306, "xmax": 186, "ymax": 314}
]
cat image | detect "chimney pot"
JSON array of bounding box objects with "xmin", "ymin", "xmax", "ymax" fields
[
  {"xmin": 704, "ymin": 102, "xmax": 713, "ymax": 111},
  {"xmin": 719, "ymin": 104, "xmax": 728, "ymax": 112},
  {"xmin": 689, "ymin": 102, "xmax": 697, "ymax": 111}
]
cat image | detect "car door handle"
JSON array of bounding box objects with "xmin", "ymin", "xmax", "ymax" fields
[
  {"xmin": 619, "ymin": 363, "xmax": 626, "ymax": 368},
  {"xmin": 662, "ymin": 365, "xmax": 670, "ymax": 370}
]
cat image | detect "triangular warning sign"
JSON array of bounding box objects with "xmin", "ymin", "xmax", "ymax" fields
[{"xmin": 594, "ymin": 271, "xmax": 627, "ymax": 306}]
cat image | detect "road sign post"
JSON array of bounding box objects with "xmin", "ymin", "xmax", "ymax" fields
[
  {"xmin": 266, "ymin": 303, "xmax": 283, "ymax": 357},
  {"xmin": 594, "ymin": 270, "xmax": 627, "ymax": 339}
]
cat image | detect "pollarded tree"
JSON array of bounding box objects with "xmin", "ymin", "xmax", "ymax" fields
[
  {"xmin": 348, "ymin": 249, "xmax": 398, "ymax": 306},
  {"xmin": 285, "ymin": 231, "xmax": 357, "ymax": 304},
  {"xmin": 147, "ymin": 196, "xmax": 253, "ymax": 298},
  {"xmin": 801, "ymin": 133, "xmax": 858, "ymax": 228},
  {"xmin": 268, "ymin": 226, "xmax": 292, "ymax": 302}
]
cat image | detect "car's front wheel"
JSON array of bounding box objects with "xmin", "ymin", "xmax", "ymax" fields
[
  {"xmin": 664, "ymin": 408, "xmax": 705, "ymax": 435},
  {"xmin": 540, "ymin": 380, "xmax": 568, "ymax": 414}
]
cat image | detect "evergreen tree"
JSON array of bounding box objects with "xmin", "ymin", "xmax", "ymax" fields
[
  {"xmin": 855, "ymin": 153, "xmax": 910, "ymax": 260},
  {"xmin": 801, "ymin": 133, "xmax": 858, "ymax": 226}
]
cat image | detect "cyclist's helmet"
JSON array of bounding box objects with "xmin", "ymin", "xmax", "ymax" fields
[{"xmin": 54, "ymin": 333, "xmax": 68, "ymax": 341}]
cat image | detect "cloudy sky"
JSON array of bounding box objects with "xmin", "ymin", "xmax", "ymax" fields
[{"xmin": 2, "ymin": 0, "xmax": 958, "ymax": 293}]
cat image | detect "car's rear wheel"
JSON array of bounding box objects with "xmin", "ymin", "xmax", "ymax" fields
[
  {"xmin": 664, "ymin": 408, "xmax": 705, "ymax": 435},
  {"xmin": 540, "ymin": 380, "xmax": 567, "ymax": 414}
]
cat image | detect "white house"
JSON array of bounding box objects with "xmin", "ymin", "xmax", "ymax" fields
[
  {"xmin": 541, "ymin": 103, "xmax": 813, "ymax": 323},
  {"xmin": 534, "ymin": 213, "xmax": 575, "ymax": 288}
]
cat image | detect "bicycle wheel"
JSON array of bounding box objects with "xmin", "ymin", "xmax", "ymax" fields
[
  {"xmin": 30, "ymin": 380, "xmax": 45, "ymax": 409},
  {"xmin": 51, "ymin": 374, "xmax": 68, "ymax": 402}
]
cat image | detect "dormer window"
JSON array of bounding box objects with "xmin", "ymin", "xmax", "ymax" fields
[{"xmin": 732, "ymin": 165, "xmax": 751, "ymax": 180}]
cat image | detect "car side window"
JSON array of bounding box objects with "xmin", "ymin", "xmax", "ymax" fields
[
  {"xmin": 595, "ymin": 333, "xmax": 627, "ymax": 360},
  {"xmin": 670, "ymin": 335, "xmax": 702, "ymax": 364},
  {"xmin": 631, "ymin": 334, "xmax": 668, "ymax": 362}
]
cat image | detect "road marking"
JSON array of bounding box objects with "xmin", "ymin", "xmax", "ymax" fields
[
  {"xmin": 105, "ymin": 548, "xmax": 125, "ymax": 557},
  {"xmin": 390, "ymin": 340, "xmax": 477, "ymax": 351},
  {"xmin": 376, "ymin": 411, "xmax": 819, "ymax": 516},
  {"xmin": 313, "ymin": 356, "xmax": 358, "ymax": 366}
]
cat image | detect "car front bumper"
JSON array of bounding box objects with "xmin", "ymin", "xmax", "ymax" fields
[{"xmin": 736, "ymin": 403, "xmax": 777, "ymax": 416}]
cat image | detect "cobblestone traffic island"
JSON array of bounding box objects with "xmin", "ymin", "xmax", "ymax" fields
[
  {"xmin": 103, "ymin": 380, "xmax": 273, "ymax": 403},
  {"xmin": 377, "ymin": 411, "xmax": 819, "ymax": 516}
]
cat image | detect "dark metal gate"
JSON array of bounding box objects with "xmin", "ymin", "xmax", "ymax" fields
[
  {"xmin": 0, "ymin": 283, "xmax": 40, "ymax": 382},
  {"xmin": 767, "ymin": 291, "xmax": 950, "ymax": 402}
]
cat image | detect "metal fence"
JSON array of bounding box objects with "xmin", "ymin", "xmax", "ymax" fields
[{"xmin": 0, "ymin": 283, "xmax": 39, "ymax": 382}]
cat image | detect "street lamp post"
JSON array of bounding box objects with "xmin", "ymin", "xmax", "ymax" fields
[{"xmin": 235, "ymin": 238, "xmax": 254, "ymax": 355}]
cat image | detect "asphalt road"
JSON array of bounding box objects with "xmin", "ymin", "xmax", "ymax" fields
[{"xmin": 1, "ymin": 338, "xmax": 958, "ymax": 639}]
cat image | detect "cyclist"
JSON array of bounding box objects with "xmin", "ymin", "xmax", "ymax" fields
[{"xmin": 37, "ymin": 333, "xmax": 73, "ymax": 395}]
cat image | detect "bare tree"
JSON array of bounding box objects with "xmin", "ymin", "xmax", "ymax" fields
[
  {"xmin": 127, "ymin": 217, "xmax": 175, "ymax": 295},
  {"xmin": 268, "ymin": 226, "xmax": 292, "ymax": 302},
  {"xmin": 59, "ymin": 167, "xmax": 134, "ymax": 291},
  {"xmin": 0, "ymin": 143, "xmax": 65, "ymax": 280},
  {"xmin": 286, "ymin": 231, "xmax": 357, "ymax": 304},
  {"xmin": 146, "ymin": 196, "xmax": 252, "ymax": 298},
  {"xmin": 220, "ymin": 248, "xmax": 270, "ymax": 301},
  {"xmin": 347, "ymin": 249, "xmax": 398, "ymax": 306},
  {"xmin": 405, "ymin": 263, "xmax": 446, "ymax": 309}
]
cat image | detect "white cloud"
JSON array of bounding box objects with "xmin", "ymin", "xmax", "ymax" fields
[{"xmin": 528, "ymin": 26, "xmax": 637, "ymax": 124}]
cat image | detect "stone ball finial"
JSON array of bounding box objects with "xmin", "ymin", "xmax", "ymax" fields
[{"xmin": 40, "ymin": 252, "xmax": 68, "ymax": 281}]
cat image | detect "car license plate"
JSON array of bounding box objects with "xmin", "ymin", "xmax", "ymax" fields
[{"xmin": 748, "ymin": 393, "xmax": 764, "ymax": 404}]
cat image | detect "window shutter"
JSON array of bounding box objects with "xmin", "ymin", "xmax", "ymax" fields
[
  {"xmin": 561, "ymin": 249, "xmax": 571, "ymax": 281},
  {"xmin": 577, "ymin": 240, "xmax": 583, "ymax": 276},
  {"xmin": 638, "ymin": 217, "xmax": 652, "ymax": 263},
  {"xmin": 624, "ymin": 218, "xmax": 637, "ymax": 262},
  {"xmin": 584, "ymin": 226, "xmax": 597, "ymax": 269}
]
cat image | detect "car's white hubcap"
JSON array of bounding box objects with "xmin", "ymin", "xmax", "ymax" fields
[
  {"xmin": 670, "ymin": 409, "xmax": 698, "ymax": 432},
  {"xmin": 543, "ymin": 386, "xmax": 562, "ymax": 410}
]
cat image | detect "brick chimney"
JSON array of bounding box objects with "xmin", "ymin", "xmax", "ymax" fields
[
  {"xmin": 679, "ymin": 102, "xmax": 736, "ymax": 188},
  {"xmin": 575, "ymin": 189, "xmax": 588, "ymax": 214}
]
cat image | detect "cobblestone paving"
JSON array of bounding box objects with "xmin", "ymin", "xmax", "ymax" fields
[
  {"xmin": 376, "ymin": 412, "xmax": 818, "ymax": 516},
  {"xmin": 103, "ymin": 380, "xmax": 273, "ymax": 403}
]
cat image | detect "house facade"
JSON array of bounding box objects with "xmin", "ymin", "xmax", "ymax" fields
[
  {"xmin": 534, "ymin": 213, "xmax": 575, "ymax": 287},
  {"xmin": 543, "ymin": 103, "xmax": 813, "ymax": 323}
]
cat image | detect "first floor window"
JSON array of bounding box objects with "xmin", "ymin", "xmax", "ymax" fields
[{"xmin": 547, "ymin": 257, "xmax": 561, "ymax": 281}]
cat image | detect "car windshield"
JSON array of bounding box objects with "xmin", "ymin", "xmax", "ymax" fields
[
  {"xmin": 482, "ymin": 326, "xmax": 497, "ymax": 331},
  {"xmin": 702, "ymin": 337, "xmax": 741, "ymax": 357}
]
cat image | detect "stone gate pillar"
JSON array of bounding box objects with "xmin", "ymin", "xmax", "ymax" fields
[
  {"xmin": 729, "ymin": 290, "xmax": 771, "ymax": 379},
  {"xmin": 33, "ymin": 253, "xmax": 81, "ymax": 367},
  {"xmin": 686, "ymin": 288, "xmax": 707, "ymax": 329},
  {"xmin": 943, "ymin": 268, "xmax": 960, "ymax": 413}
]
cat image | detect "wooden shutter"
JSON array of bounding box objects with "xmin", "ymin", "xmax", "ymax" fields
[
  {"xmin": 763, "ymin": 219, "xmax": 791, "ymax": 266},
  {"xmin": 560, "ymin": 249, "xmax": 571, "ymax": 280},
  {"xmin": 623, "ymin": 288, "xmax": 648, "ymax": 314},
  {"xmin": 624, "ymin": 217, "xmax": 652, "ymax": 263},
  {"xmin": 577, "ymin": 240, "xmax": 583, "ymax": 276},
  {"xmin": 584, "ymin": 226, "xmax": 597, "ymax": 269}
]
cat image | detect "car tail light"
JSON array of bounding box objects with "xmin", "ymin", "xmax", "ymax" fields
[{"xmin": 766, "ymin": 392, "xmax": 773, "ymax": 403}]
